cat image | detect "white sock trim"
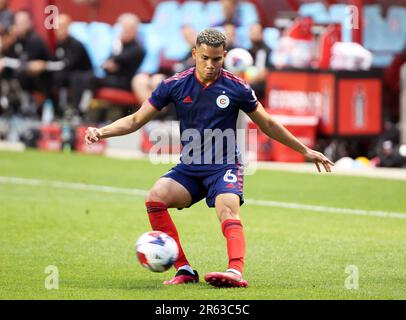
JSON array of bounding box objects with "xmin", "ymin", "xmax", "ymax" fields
[
  {"xmin": 178, "ymin": 265, "xmax": 194, "ymax": 275},
  {"xmin": 226, "ymin": 268, "xmax": 242, "ymax": 277}
]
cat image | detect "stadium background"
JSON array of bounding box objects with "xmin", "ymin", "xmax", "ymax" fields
[
  {"xmin": 0, "ymin": 0, "xmax": 405, "ymax": 165},
  {"xmin": 1, "ymin": 0, "xmax": 406, "ymax": 301}
]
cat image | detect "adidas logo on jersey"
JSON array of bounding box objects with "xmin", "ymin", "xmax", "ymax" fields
[{"xmin": 183, "ymin": 96, "xmax": 193, "ymax": 103}]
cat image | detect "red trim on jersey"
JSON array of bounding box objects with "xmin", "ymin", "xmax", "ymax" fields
[
  {"xmin": 194, "ymin": 68, "xmax": 222, "ymax": 90},
  {"xmin": 222, "ymin": 70, "xmax": 249, "ymax": 87},
  {"xmin": 148, "ymin": 98, "xmax": 160, "ymax": 111},
  {"xmin": 237, "ymin": 162, "xmax": 243, "ymax": 192},
  {"xmin": 164, "ymin": 68, "xmax": 194, "ymax": 84}
]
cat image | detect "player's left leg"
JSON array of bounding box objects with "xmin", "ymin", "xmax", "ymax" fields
[{"xmin": 205, "ymin": 193, "xmax": 249, "ymax": 288}]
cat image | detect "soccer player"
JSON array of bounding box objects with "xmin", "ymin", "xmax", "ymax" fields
[{"xmin": 85, "ymin": 29, "xmax": 334, "ymax": 288}]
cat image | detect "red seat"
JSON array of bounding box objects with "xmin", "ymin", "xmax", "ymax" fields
[{"xmin": 95, "ymin": 87, "xmax": 138, "ymax": 105}]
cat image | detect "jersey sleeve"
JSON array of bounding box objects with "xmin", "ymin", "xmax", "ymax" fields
[
  {"xmin": 238, "ymin": 84, "xmax": 259, "ymax": 114},
  {"xmin": 148, "ymin": 80, "xmax": 172, "ymax": 111}
]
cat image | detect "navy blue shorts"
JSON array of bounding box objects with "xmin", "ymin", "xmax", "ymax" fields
[{"xmin": 162, "ymin": 163, "xmax": 244, "ymax": 208}]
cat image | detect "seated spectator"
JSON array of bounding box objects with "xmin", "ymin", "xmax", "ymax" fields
[
  {"xmin": 245, "ymin": 23, "xmax": 272, "ymax": 100},
  {"xmin": 2, "ymin": 10, "xmax": 52, "ymax": 117},
  {"xmin": 0, "ymin": 24, "xmax": 15, "ymax": 56},
  {"xmin": 0, "ymin": 24, "xmax": 16, "ymax": 69},
  {"xmin": 0, "ymin": 0, "xmax": 13, "ymax": 34},
  {"xmin": 0, "ymin": 27, "xmax": 18, "ymax": 114},
  {"xmin": 50, "ymin": 14, "xmax": 93, "ymax": 116},
  {"xmin": 212, "ymin": 0, "xmax": 242, "ymax": 27},
  {"xmin": 377, "ymin": 140, "xmax": 405, "ymax": 168},
  {"xmin": 172, "ymin": 24, "xmax": 197, "ymax": 74},
  {"xmin": 76, "ymin": 13, "xmax": 145, "ymax": 114},
  {"xmin": 29, "ymin": 14, "xmax": 94, "ymax": 118}
]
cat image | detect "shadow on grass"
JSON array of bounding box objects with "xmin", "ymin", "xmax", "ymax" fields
[{"xmin": 63, "ymin": 278, "xmax": 211, "ymax": 292}]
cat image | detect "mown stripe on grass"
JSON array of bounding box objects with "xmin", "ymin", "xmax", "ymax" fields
[{"xmin": 1, "ymin": 176, "xmax": 406, "ymax": 220}]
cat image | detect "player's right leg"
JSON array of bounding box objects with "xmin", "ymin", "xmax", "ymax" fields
[{"xmin": 145, "ymin": 177, "xmax": 199, "ymax": 285}]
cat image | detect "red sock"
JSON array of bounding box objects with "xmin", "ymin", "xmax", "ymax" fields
[
  {"xmin": 146, "ymin": 201, "xmax": 190, "ymax": 270},
  {"xmin": 222, "ymin": 219, "xmax": 245, "ymax": 275}
]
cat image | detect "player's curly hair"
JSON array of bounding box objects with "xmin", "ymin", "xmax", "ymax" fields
[{"xmin": 196, "ymin": 29, "xmax": 226, "ymax": 49}]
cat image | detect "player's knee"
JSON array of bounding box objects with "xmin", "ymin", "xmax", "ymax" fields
[
  {"xmin": 217, "ymin": 206, "xmax": 240, "ymax": 222},
  {"xmin": 145, "ymin": 188, "xmax": 168, "ymax": 205}
]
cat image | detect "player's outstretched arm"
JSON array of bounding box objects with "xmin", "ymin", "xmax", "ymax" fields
[
  {"xmin": 85, "ymin": 100, "xmax": 159, "ymax": 144},
  {"xmin": 247, "ymin": 102, "xmax": 334, "ymax": 172}
]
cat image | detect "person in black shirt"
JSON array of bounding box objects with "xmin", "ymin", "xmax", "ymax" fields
[
  {"xmin": 74, "ymin": 13, "xmax": 145, "ymax": 114},
  {"xmin": 52, "ymin": 14, "xmax": 93, "ymax": 81},
  {"xmin": 246, "ymin": 23, "xmax": 272, "ymax": 101},
  {"xmin": 0, "ymin": 26, "xmax": 17, "ymax": 114},
  {"xmin": 224, "ymin": 23, "xmax": 237, "ymax": 51},
  {"xmin": 0, "ymin": 0, "xmax": 13, "ymax": 34},
  {"xmin": 101, "ymin": 13, "xmax": 145, "ymax": 90},
  {"xmin": 211, "ymin": 0, "xmax": 242, "ymax": 28},
  {"xmin": 172, "ymin": 24, "xmax": 197, "ymax": 74},
  {"xmin": 48, "ymin": 14, "xmax": 93, "ymax": 115},
  {"xmin": 5, "ymin": 10, "xmax": 52, "ymax": 115}
]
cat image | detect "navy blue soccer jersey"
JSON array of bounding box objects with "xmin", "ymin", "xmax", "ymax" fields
[{"xmin": 148, "ymin": 67, "xmax": 258, "ymax": 168}]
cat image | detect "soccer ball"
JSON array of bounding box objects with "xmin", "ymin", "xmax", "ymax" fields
[
  {"xmin": 135, "ymin": 231, "xmax": 179, "ymax": 272},
  {"xmin": 225, "ymin": 48, "xmax": 254, "ymax": 73}
]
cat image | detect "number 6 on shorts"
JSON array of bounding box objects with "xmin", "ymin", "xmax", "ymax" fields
[{"xmin": 223, "ymin": 169, "xmax": 237, "ymax": 183}]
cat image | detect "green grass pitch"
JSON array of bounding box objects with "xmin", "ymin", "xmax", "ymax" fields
[{"xmin": 0, "ymin": 150, "xmax": 405, "ymax": 300}]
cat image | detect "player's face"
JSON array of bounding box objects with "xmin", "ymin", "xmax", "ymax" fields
[{"xmin": 193, "ymin": 44, "xmax": 226, "ymax": 84}]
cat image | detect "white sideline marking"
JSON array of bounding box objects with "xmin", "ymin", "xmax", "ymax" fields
[
  {"xmin": 1, "ymin": 176, "xmax": 406, "ymax": 220},
  {"xmin": 0, "ymin": 176, "xmax": 147, "ymax": 197}
]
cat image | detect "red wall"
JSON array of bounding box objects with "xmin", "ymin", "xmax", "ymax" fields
[
  {"xmin": 9, "ymin": 0, "xmax": 54, "ymax": 46},
  {"xmin": 54, "ymin": 0, "xmax": 155, "ymax": 24},
  {"xmin": 8, "ymin": 0, "xmax": 155, "ymax": 50},
  {"xmin": 9, "ymin": 0, "xmax": 155, "ymax": 26}
]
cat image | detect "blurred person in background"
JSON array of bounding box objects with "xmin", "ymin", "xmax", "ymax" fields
[
  {"xmin": 0, "ymin": 26, "xmax": 17, "ymax": 115},
  {"xmin": 172, "ymin": 24, "xmax": 197, "ymax": 74},
  {"xmin": 212, "ymin": 0, "xmax": 241, "ymax": 27},
  {"xmin": 30, "ymin": 14, "xmax": 94, "ymax": 118},
  {"xmin": 245, "ymin": 23, "xmax": 272, "ymax": 101},
  {"xmin": 0, "ymin": 0, "xmax": 13, "ymax": 34},
  {"xmin": 383, "ymin": 40, "xmax": 406, "ymax": 123},
  {"xmin": 223, "ymin": 23, "xmax": 237, "ymax": 51},
  {"xmin": 0, "ymin": 25, "xmax": 15, "ymax": 57},
  {"xmin": 376, "ymin": 140, "xmax": 405, "ymax": 168},
  {"xmin": 2, "ymin": 10, "xmax": 52, "ymax": 117},
  {"xmin": 75, "ymin": 13, "xmax": 145, "ymax": 113},
  {"xmin": 50, "ymin": 14, "xmax": 93, "ymax": 117}
]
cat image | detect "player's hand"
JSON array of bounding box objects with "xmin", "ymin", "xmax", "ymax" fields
[
  {"xmin": 85, "ymin": 127, "xmax": 102, "ymax": 145},
  {"xmin": 304, "ymin": 149, "xmax": 334, "ymax": 173}
]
